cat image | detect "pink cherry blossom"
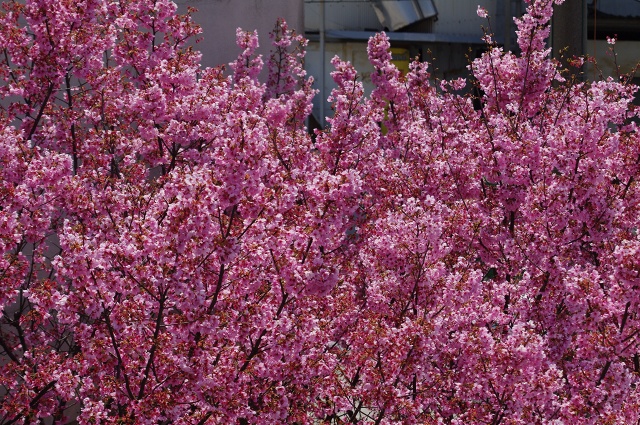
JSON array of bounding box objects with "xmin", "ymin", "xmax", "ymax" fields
[{"xmin": 1, "ymin": 0, "xmax": 639, "ymax": 423}]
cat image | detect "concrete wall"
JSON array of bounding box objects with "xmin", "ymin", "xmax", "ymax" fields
[
  {"xmin": 176, "ymin": 0, "xmax": 305, "ymax": 70},
  {"xmin": 586, "ymin": 40, "xmax": 640, "ymax": 79},
  {"xmin": 432, "ymin": 0, "xmax": 497, "ymax": 38},
  {"xmin": 305, "ymin": 0, "xmax": 381, "ymax": 32}
]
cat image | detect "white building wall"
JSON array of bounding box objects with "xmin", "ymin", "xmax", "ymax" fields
[
  {"xmin": 176, "ymin": 0, "xmax": 305, "ymax": 70},
  {"xmin": 432, "ymin": 0, "xmax": 497, "ymax": 38}
]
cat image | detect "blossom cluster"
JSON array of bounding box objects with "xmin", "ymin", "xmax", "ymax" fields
[{"xmin": 1, "ymin": 0, "xmax": 639, "ymax": 423}]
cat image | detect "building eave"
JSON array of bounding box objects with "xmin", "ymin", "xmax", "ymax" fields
[{"xmin": 306, "ymin": 30, "xmax": 485, "ymax": 44}]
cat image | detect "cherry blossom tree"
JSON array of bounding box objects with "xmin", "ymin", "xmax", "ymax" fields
[{"xmin": 1, "ymin": 0, "xmax": 639, "ymax": 423}]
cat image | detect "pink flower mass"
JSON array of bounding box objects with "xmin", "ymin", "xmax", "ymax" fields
[{"xmin": 1, "ymin": 0, "xmax": 639, "ymax": 423}]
